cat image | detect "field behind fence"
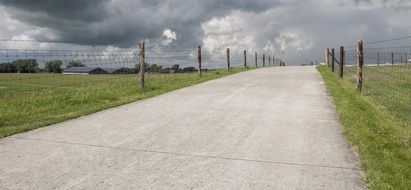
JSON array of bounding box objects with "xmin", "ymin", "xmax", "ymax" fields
[
  {"xmin": 325, "ymin": 40, "xmax": 411, "ymax": 125},
  {"xmin": 0, "ymin": 40, "xmax": 285, "ymax": 98},
  {"xmin": 0, "ymin": 39, "xmax": 285, "ymax": 137}
]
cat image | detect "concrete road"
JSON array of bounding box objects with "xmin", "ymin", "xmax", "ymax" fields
[{"xmin": 0, "ymin": 66, "xmax": 367, "ymax": 189}]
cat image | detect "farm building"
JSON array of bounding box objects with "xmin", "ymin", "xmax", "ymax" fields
[
  {"xmin": 102, "ymin": 67, "xmax": 133, "ymax": 74},
  {"xmin": 62, "ymin": 67, "xmax": 108, "ymax": 74}
]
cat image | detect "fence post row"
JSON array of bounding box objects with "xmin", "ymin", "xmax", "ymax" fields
[
  {"xmin": 244, "ymin": 50, "xmax": 247, "ymax": 68},
  {"xmin": 357, "ymin": 40, "xmax": 364, "ymax": 92},
  {"xmin": 139, "ymin": 41, "xmax": 145, "ymax": 90},
  {"xmin": 255, "ymin": 52, "xmax": 258, "ymax": 67},
  {"xmin": 339, "ymin": 46, "xmax": 344, "ymax": 78},
  {"xmin": 227, "ymin": 48, "xmax": 230, "ymax": 70},
  {"xmin": 198, "ymin": 45, "xmax": 202, "ymax": 76},
  {"xmin": 331, "ymin": 48, "xmax": 335, "ymax": 72}
]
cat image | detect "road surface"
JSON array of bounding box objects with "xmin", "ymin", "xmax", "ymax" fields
[{"xmin": 0, "ymin": 66, "xmax": 366, "ymax": 189}]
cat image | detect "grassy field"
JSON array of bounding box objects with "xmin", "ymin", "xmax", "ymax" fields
[
  {"xmin": 0, "ymin": 68, "xmax": 251, "ymax": 137},
  {"xmin": 318, "ymin": 65, "xmax": 410, "ymax": 189},
  {"xmin": 342, "ymin": 64, "xmax": 411, "ymax": 125}
]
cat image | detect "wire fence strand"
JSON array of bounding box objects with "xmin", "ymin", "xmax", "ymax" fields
[
  {"xmin": 326, "ymin": 42, "xmax": 411, "ymax": 125},
  {"xmin": 0, "ymin": 40, "xmax": 284, "ymax": 100}
]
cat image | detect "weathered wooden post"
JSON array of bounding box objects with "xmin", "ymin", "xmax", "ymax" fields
[
  {"xmin": 269, "ymin": 56, "xmax": 271, "ymax": 66},
  {"xmin": 227, "ymin": 48, "xmax": 230, "ymax": 70},
  {"xmin": 357, "ymin": 40, "xmax": 364, "ymax": 92},
  {"xmin": 391, "ymin": 52, "xmax": 394, "ymax": 65},
  {"xmin": 406, "ymin": 53, "xmax": 408, "ymax": 64},
  {"xmin": 325, "ymin": 48, "xmax": 330, "ymax": 66},
  {"xmin": 339, "ymin": 46, "xmax": 344, "ymax": 79},
  {"xmin": 198, "ymin": 45, "xmax": 202, "ymax": 75},
  {"xmin": 377, "ymin": 52, "xmax": 380, "ymax": 66},
  {"xmin": 263, "ymin": 54, "xmax": 266, "ymax": 67},
  {"xmin": 244, "ymin": 50, "xmax": 247, "ymax": 68},
  {"xmin": 139, "ymin": 40, "xmax": 145, "ymax": 90},
  {"xmin": 331, "ymin": 48, "xmax": 335, "ymax": 72},
  {"xmin": 255, "ymin": 52, "xmax": 258, "ymax": 67}
]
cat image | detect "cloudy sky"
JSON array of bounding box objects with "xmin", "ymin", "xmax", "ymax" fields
[{"xmin": 0, "ymin": 0, "xmax": 410, "ymax": 65}]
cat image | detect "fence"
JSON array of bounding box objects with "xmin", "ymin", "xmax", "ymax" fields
[
  {"xmin": 0, "ymin": 40, "xmax": 285, "ymax": 99},
  {"xmin": 324, "ymin": 40, "xmax": 411, "ymax": 125}
]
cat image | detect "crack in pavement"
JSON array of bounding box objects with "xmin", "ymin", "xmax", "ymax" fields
[{"xmin": 8, "ymin": 136, "xmax": 362, "ymax": 171}]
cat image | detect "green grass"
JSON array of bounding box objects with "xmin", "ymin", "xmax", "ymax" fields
[
  {"xmin": 0, "ymin": 68, "xmax": 251, "ymax": 138},
  {"xmin": 343, "ymin": 64, "xmax": 411, "ymax": 125},
  {"xmin": 317, "ymin": 65, "xmax": 410, "ymax": 190}
]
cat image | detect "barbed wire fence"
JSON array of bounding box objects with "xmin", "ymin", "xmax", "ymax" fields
[
  {"xmin": 0, "ymin": 40, "xmax": 286, "ymax": 100},
  {"xmin": 324, "ymin": 37, "xmax": 411, "ymax": 125}
]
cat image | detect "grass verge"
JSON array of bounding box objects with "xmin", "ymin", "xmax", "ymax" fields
[
  {"xmin": 0, "ymin": 68, "xmax": 251, "ymax": 138},
  {"xmin": 317, "ymin": 65, "xmax": 410, "ymax": 189}
]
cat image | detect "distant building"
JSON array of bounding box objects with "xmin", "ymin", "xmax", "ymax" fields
[
  {"xmin": 62, "ymin": 67, "xmax": 108, "ymax": 74},
  {"xmin": 102, "ymin": 67, "xmax": 132, "ymax": 74}
]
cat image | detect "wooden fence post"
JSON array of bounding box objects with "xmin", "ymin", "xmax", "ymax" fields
[
  {"xmin": 244, "ymin": 50, "xmax": 247, "ymax": 68},
  {"xmin": 227, "ymin": 48, "xmax": 230, "ymax": 70},
  {"xmin": 357, "ymin": 40, "xmax": 364, "ymax": 92},
  {"xmin": 391, "ymin": 52, "xmax": 394, "ymax": 65},
  {"xmin": 406, "ymin": 53, "xmax": 408, "ymax": 64},
  {"xmin": 255, "ymin": 52, "xmax": 258, "ymax": 67},
  {"xmin": 263, "ymin": 54, "xmax": 265, "ymax": 67},
  {"xmin": 331, "ymin": 48, "xmax": 335, "ymax": 72},
  {"xmin": 325, "ymin": 48, "xmax": 330, "ymax": 66},
  {"xmin": 339, "ymin": 46, "xmax": 344, "ymax": 79},
  {"xmin": 198, "ymin": 45, "xmax": 202, "ymax": 75},
  {"xmin": 269, "ymin": 56, "xmax": 271, "ymax": 66},
  {"xmin": 139, "ymin": 41, "xmax": 145, "ymax": 90},
  {"xmin": 377, "ymin": 52, "xmax": 380, "ymax": 66}
]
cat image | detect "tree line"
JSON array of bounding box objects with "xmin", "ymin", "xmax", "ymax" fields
[
  {"xmin": 0, "ymin": 59, "xmax": 199, "ymax": 74},
  {"xmin": 0, "ymin": 59, "xmax": 86, "ymax": 73}
]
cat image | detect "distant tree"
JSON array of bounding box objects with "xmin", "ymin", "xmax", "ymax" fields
[
  {"xmin": 171, "ymin": 64, "xmax": 180, "ymax": 73},
  {"xmin": 135, "ymin": 62, "xmax": 150, "ymax": 73},
  {"xmin": 148, "ymin": 64, "xmax": 158, "ymax": 73},
  {"xmin": 182, "ymin": 67, "xmax": 196, "ymax": 73},
  {"xmin": 67, "ymin": 60, "xmax": 85, "ymax": 68},
  {"xmin": 45, "ymin": 60, "xmax": 63, "ymax": 73},
  {"xmin": 12, "ymin": 59, "xmax": 38, "ymax": 73},
  {"xmin": 156, "ymin": 65, "xmax": 164, "ymax": 73},
  {"xmin": 0, "ymin": 62, "xmax": 16, "ymax": 73}
]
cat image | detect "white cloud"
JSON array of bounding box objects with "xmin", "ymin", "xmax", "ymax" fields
[
  {"xmin": 161, "ymin": 28, "xmax": 177, "ymax": 46},
  {"xmin": 275, "ymin": 30, "xmax": 314, "ymax": 52}
]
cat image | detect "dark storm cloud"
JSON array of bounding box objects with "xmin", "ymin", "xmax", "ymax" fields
[
  {"xmin": 1, "ymin": 0, "xmax": 411, "ymax": 64},
  {"xmin": 0, "ymin": 0, "xmax": 110, "ymax": 22},
  {"xmin": 0, "ymin": 0, "xmax": 279, "ymax": 45}
]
